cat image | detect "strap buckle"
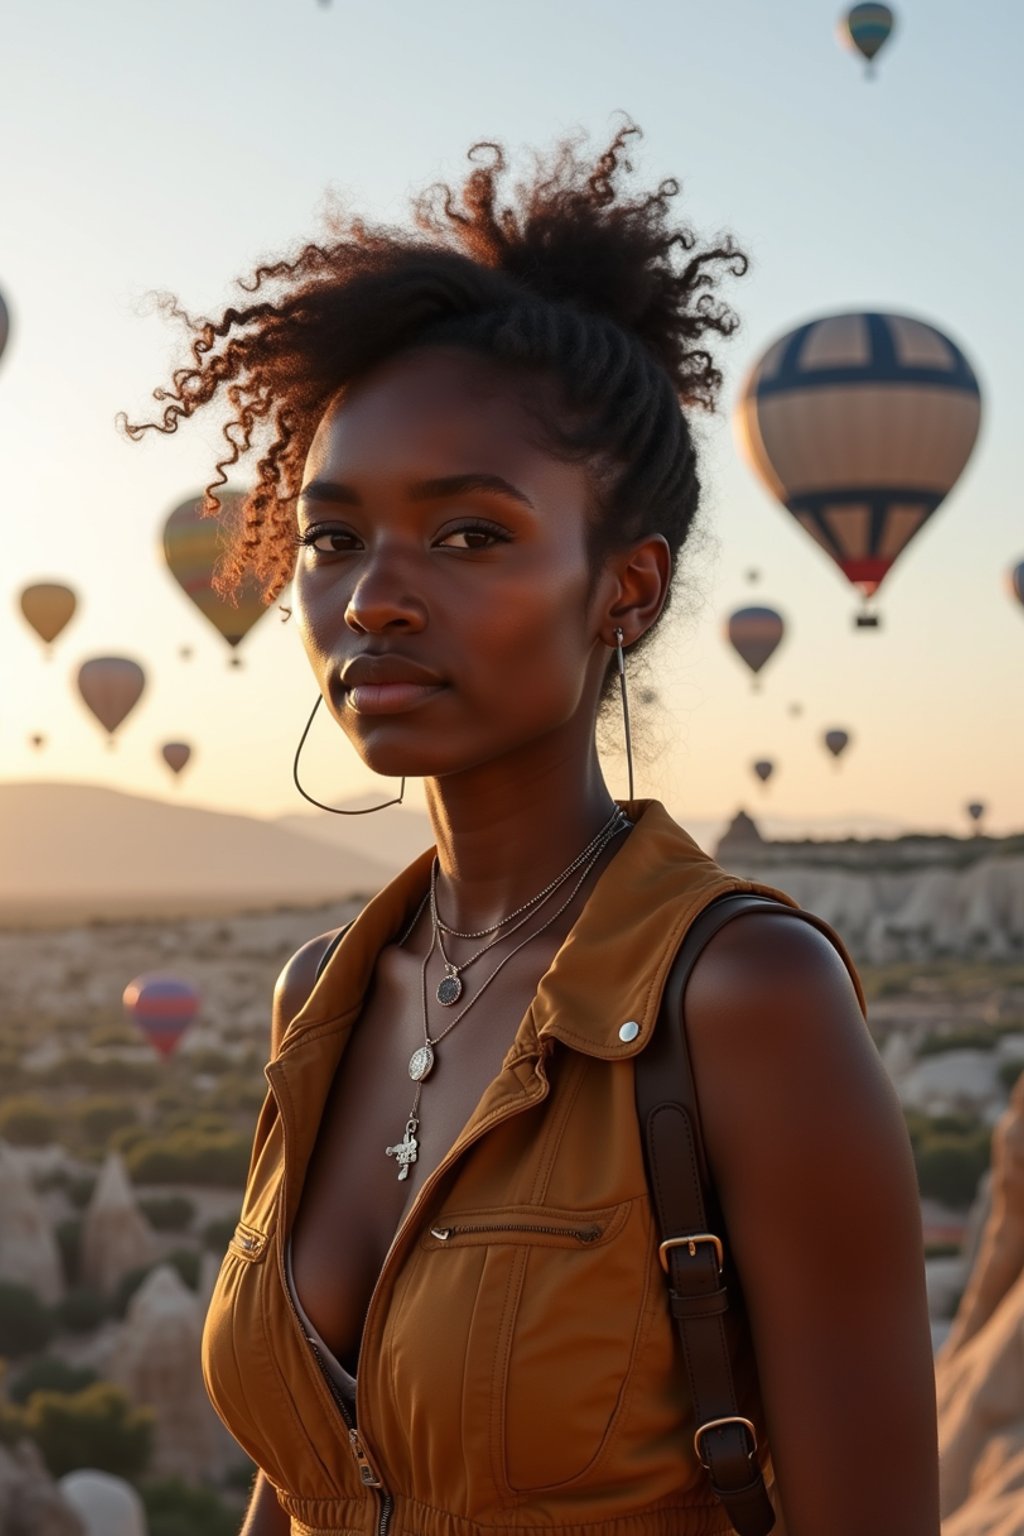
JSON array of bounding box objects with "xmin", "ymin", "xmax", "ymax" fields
[
  {"xmin": 693, "ymin": 1414, "xmax": 758, "ymax": 1470},
  {"xmin": 658, "ymin": 1232, "xmax": 723, "ymax": 1275}
]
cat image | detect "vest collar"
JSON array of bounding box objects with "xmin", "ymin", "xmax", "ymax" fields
[{"xmin": 279, "ymin": 799, "xmax": 750, "ymax": 1063}]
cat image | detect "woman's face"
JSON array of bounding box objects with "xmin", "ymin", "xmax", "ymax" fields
[{"xmin": 293, "ymin": 345, "xmax": 618, "ymax": 783}]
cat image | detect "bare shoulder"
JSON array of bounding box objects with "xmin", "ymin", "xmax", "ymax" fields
[
  {"xmin": 681, "ymin": 910, "xmax": 940, "ymax": 1532},
  {"xmin": 270, "ymin": 927, "xmax": 346, "ymax": 1058}
]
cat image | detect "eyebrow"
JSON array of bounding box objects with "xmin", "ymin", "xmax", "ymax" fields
[{"xmin": 296, "ymin": 473, "xmax": 535, "ymax": 511}]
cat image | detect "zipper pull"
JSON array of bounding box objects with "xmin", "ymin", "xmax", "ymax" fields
[
  {"xmin": 430, "ymin": 1227, "xmax": 451, "ymax": 1240},
  {"xmin": 349, "ymin": 1427, "xmax": 383, "ymax": 1487}
]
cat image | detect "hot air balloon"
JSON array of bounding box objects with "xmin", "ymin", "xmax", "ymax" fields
[
  {"xmin": 745, "ymin": 567, "xmax": 760, "ymax": 584},
  {"xmin": 76, "ymin": 657, "xmax": 146, "ymax": 744},
  {"xmin": 29, "ymin": 733, "xmax": 46, "ymax": 751},
  {"xmin": 823, "ymin": 728, "xmax": 851, "ymax": 762},
  {"xmin": 838, "ymin": 4, "xmax": 895, "ymax": 75},
  {"xmin": 733, "ymin": 311, "xmax": 982, "ymax": 627},
  {"xmin": 966, "ymin": 801, "xmax": 986, "ymax": 831},
  {"xmin": 0, "ymin": 289, "xmax": 9, "ymax": 364},
  {"xmin": 1007, "ymin": 560, "xmax": 1024, "ymax": 614},
  {"xmin": 788, "ymin": 702, "xmax": 804, "ymax": 718},
  {"xmin": 752, "ymin": 759, "xmax": 774, "ymax": 786},
  {"xmin": 179, "ymin": 645, "xmax": 194, "ymax": 661},
  {"xmin": 162, "ymin": 491, "xmax": 271, "ymax": 665},
  {"xmin": 19, "ymin": 582, "xmax": 78, "ymax": 655},
  {"xmin": 726, "ymin": 606, "xmax": 785, "ymax": 689},
  {"xmin": 161, "ymin": 741, "xmax": 192, "ymax": 778},
  {"xmin": 123, "ymin": 972, "xmax": 200, "ymax": 1059}
]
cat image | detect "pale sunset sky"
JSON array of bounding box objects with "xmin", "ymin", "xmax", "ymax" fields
[{"xmin": 1, "ymin": 0, "xmax": 1020, "ymax": 835}]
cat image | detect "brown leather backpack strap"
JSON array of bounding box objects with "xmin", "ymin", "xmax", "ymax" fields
[{"xmin": 636, "ymin": 890, "xmax": 801, "ymax": 1536}]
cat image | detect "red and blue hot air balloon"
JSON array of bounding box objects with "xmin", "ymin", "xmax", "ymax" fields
[{"xmin": 123, "ymin": 972, "xmax": 201, "ymax": 1059}]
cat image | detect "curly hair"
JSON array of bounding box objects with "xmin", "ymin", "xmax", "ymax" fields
[{"xmin": 120, "ymin": 118, "xmax": 747, "ymax": 685}]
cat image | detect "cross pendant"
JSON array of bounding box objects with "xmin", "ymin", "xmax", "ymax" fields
[{"xmin": 385, "ymin": 1119, "xmax": 420, "ymax": 1181}]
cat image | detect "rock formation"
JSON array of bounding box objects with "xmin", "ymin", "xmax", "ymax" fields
[
  {"xmin": 934, "ymin": 1070, "xmax": 1024, "ymax": 1528},
  {"xmin": 0, "ymin": 1441, "xmax": 85, "ymax": 1536},
  {"xmin": 108, "ymin": 1263, "xmax": 234, "ymax": 1479},
  {"xmin": 58, "ymin": 1470, "xmax": 146, "ymax": 1536},
  {"xmin": 79, "ymin": 1152, "xmax": 156, "ymax": 1296},
  {"xmin": 0, "ymin": 1140, "xmax": 65, "ymax": 1304}
]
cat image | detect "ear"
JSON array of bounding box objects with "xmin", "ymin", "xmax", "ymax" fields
[{"xmin": 596, "ymin": 534, "xmax": 672, "ymax": 648}]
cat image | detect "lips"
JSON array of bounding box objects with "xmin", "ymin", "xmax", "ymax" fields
[{"xmin": 339, "ymin": 653, "xmax": 446, "ymax": 717}]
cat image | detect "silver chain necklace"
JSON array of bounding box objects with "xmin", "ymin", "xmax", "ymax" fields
[
  {"xmin": 384, "ymin": 814, "xmax": 631, "ymax": 1181},
  {"xmin": 430, "ymin": 807, "xmax": 629, "ymax": 1004}
]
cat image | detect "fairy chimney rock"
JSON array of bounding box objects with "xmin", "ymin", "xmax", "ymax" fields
[
  {"xmin": 58, "ymin": 1471, "xmax": 146, "ymax": 1536},
  {"xmin": 0, "ymin": 1140, "xmax": 64, "ymax": 1304},
  {"xmin": 79, "ymin": 1152, "xmax": 156, "ymax": 1295},
  {"xmin": 109, "ymin": 1263, "xmax": 229, "ymax": 1478}
]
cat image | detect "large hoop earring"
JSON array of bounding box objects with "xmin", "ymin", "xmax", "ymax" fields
[
  {"xmin": 292, "ymin": 693, "xmax": 406, "ymax": 815},
  {"xmin": 614, "ymin": 627, "xmax": 635, "ymax": 801}
]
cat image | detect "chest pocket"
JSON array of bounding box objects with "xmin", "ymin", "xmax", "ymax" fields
[{"xmin": 388, "ymin": 1197, "xmax": 653, "ymax": 1498}]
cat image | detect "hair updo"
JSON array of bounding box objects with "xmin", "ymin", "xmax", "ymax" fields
[{"xmin": 120, "ymin": 117, "xmax": 748, "ymax": 688}]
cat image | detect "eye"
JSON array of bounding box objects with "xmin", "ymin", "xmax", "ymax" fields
[
  {"xmin": 434, "ymin": 519, "xmax": 512, "ymax": 551},
  {"xmin": 294, "ymin": 525, "xmax": 360, "ymax": 554}
]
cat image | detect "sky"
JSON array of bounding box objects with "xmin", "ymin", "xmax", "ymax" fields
[{"xmin": 1, "ymin": 0, "xmax": 1021, "ymax": 836}]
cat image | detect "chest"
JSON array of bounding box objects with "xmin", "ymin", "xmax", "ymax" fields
[{"xmin": 287, "ymin": 931, "xmax": 572, "ymax": 1369}]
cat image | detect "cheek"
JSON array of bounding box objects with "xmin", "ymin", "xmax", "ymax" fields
[{"xmin": 462, "ymin": 560, "xmax": 594, "ymax": 718}]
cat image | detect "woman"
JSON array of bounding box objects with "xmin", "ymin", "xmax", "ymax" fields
[{"xmin": 124, "ymin": 122, "xmax": 939, "ymax": 1535}]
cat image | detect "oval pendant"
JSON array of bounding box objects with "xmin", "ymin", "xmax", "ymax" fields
[
  {"xmin": 409, "ymin": 1044, "xmax": 435, "ymax": 1082},
  {"xmin": 436, "ymin": 972, "xmax": 463, "ymax": 1006}
]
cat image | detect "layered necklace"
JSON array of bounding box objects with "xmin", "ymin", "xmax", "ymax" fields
[{"xmin": 385, "ymin": 807, "xmax": 630, "ymax": 1180}]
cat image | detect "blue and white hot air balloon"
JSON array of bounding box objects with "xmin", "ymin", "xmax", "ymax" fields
[
  {"xmin": 839, "ymin": 4, "xmax": 895, "ymax": 75},
  {"xmin": 733, "ymin": 311, "xmax": 982, "ymax": 627}
]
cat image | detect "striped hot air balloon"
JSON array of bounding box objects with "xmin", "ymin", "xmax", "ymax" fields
[
  {"xmin": 76, "ymin": 657, "xmax": 146, "ymax": 744},
  {"xmin": 123, "ymin": 972, "xmax": 200, "ymax": 1059},
  {"xmin": 733, "ymin": 311, "xmax": 982, "ymax": 626},
  {"xmin": 839, "ymin": 4, "xmax": 895, "ymax": 75},
  {"xmin": 725, "ymin": 606, "xmax": 785, "ymax": 688},
  {"xmin": 162, "ymin": 490, "xmax": 271, "ymax": 664}
]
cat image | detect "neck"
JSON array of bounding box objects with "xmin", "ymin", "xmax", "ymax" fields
[{"xmin": 423, "ymin": 738, "xmax": 628, "ymax": 934}]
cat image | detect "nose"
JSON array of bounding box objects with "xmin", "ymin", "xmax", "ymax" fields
[{"xmin": 343, "ymin": 553, "xmax": 427, "ymax": 636}]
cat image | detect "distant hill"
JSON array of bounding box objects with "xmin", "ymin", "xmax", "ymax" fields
[
  {"xmin": 0, "ymin": 783, "xmax": 393, "ymax": 925},
  {"xmin": 274, "ymin": 801, "xmax": 435, "ymax": 874}
]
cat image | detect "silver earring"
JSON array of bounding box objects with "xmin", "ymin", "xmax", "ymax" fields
[
  {"xmin": 292, "ymin": 693, "xmax": 406, "ymax": 814},
  {"xmin": 614, "ymin": 627, "xmax": 635, "ymax": 801}
]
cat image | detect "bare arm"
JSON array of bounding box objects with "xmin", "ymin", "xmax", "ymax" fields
[
  {"xmin": 238, "ymin": 1469, "xmax": 290, "ymax": 1535},
  {"xmin": 685, "ymin": 912, "xmax": 940, "ymax": 1535}
]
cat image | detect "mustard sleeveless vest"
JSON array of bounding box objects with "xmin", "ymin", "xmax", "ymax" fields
[{"xmin": 201, "ymin": 799, "xmax": 867, "ymax": 1536}]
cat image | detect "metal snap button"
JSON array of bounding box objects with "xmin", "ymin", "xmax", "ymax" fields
[{"xmin": 618, "ymin": 1020, "xmax": 640, "ymax": 1042}]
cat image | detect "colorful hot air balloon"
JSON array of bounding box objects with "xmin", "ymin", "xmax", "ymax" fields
[
  {"xmin": 726, "ymin": 606, "xmax": 785, "ymax": 688},
  {"xmin": 733, "ymin": 311, "xmax": 982, "ymax": 627},
  {"xmin": 752, "ymin": 759, "xmax": 774, "ymax": 786},
  {"xmin": 161, "ymin": 741, "xmax": 192, "ymax": 778},
  {"xmin": 123, "ymin": 972, "xmax": 200, "ymax": 1059},
  {"xmin": 838, "ymin": 4, "xmax": 895, "ymax": 75},
  {"xmin": 76, "ymin": 657, "xmax": 146, "ymax": 744},
  {"xmin": 19, "ymin": 582, "xmax": 78, "ymax": 655},
  {"xmin": 162, "ymin": 491, "xmax": 271, "ymax": 664},
  {"xmin": 1007, "ymin": 560, "xmax": 1024, "ymax": 613},
  {"xmin": 823, "ymin": 728, "xmax": 851, "ymax": 762}
]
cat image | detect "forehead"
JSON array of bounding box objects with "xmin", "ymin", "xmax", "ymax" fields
[{"xmin": 304, "ymin": 346, "xmax": 583, "ymax": 499}]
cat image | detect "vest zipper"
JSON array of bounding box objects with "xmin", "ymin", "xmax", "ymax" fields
[
  {"xmin": 430, "ymin": 1220, "xmax": 601, "ymax": 1243},
  {"xmin": 277, "ymin": 1233, "xmax": 393, "ymax": 1528}
]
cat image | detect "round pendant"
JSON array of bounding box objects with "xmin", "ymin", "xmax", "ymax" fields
[
  {"xmin": 408, "ymin": 1044, "xmax": 435, "ymax": 1082},
  {"xmin": 436, "ymin": 972, "xmax": 463, "ymax": 1006}
]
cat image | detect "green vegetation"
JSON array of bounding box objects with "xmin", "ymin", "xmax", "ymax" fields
[
  {"xmin": 141, "ymin": 1476, "xmax": 239, "ymax": 1536},
  {"xmin": 73, "ymin": 1095, "xmax": 140, "ymax": 1148},
  {"xmin": 903, "ymin": 1108, "xmax": 992, "ymax": 1209},
  {"xmin": 202, "ymin": 1214, "xmax": 238, "ymax": 1253},
  {"xmin": 125, "ymin": 1126, "xmax": 250, "ymax": 1186},
  {"xmin": 998, "ymin": 1059, "xmax": 1024, "ymax": 1092},
  {"xmin": 55, "ymin": 1285, "xmax": 110, "ymax": 1334},
  {"xmin": 0, "ymin": 1281, "xmax": 55, "ymax": 1358},
  {"xmin": 0, "ymin": 1094, "xmax": 58, "ymax": 1146},
  {"xmin": 139, "ymin": 1193, "xmax": 196, "ymax": 1231},
  {"xmin": 8, "ymin": 1355, "xmax": 99, "ymax": 1405},
  {"xmin": 20, "ymin": 1382, "xmax": 153, "ymax": 1479}
]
